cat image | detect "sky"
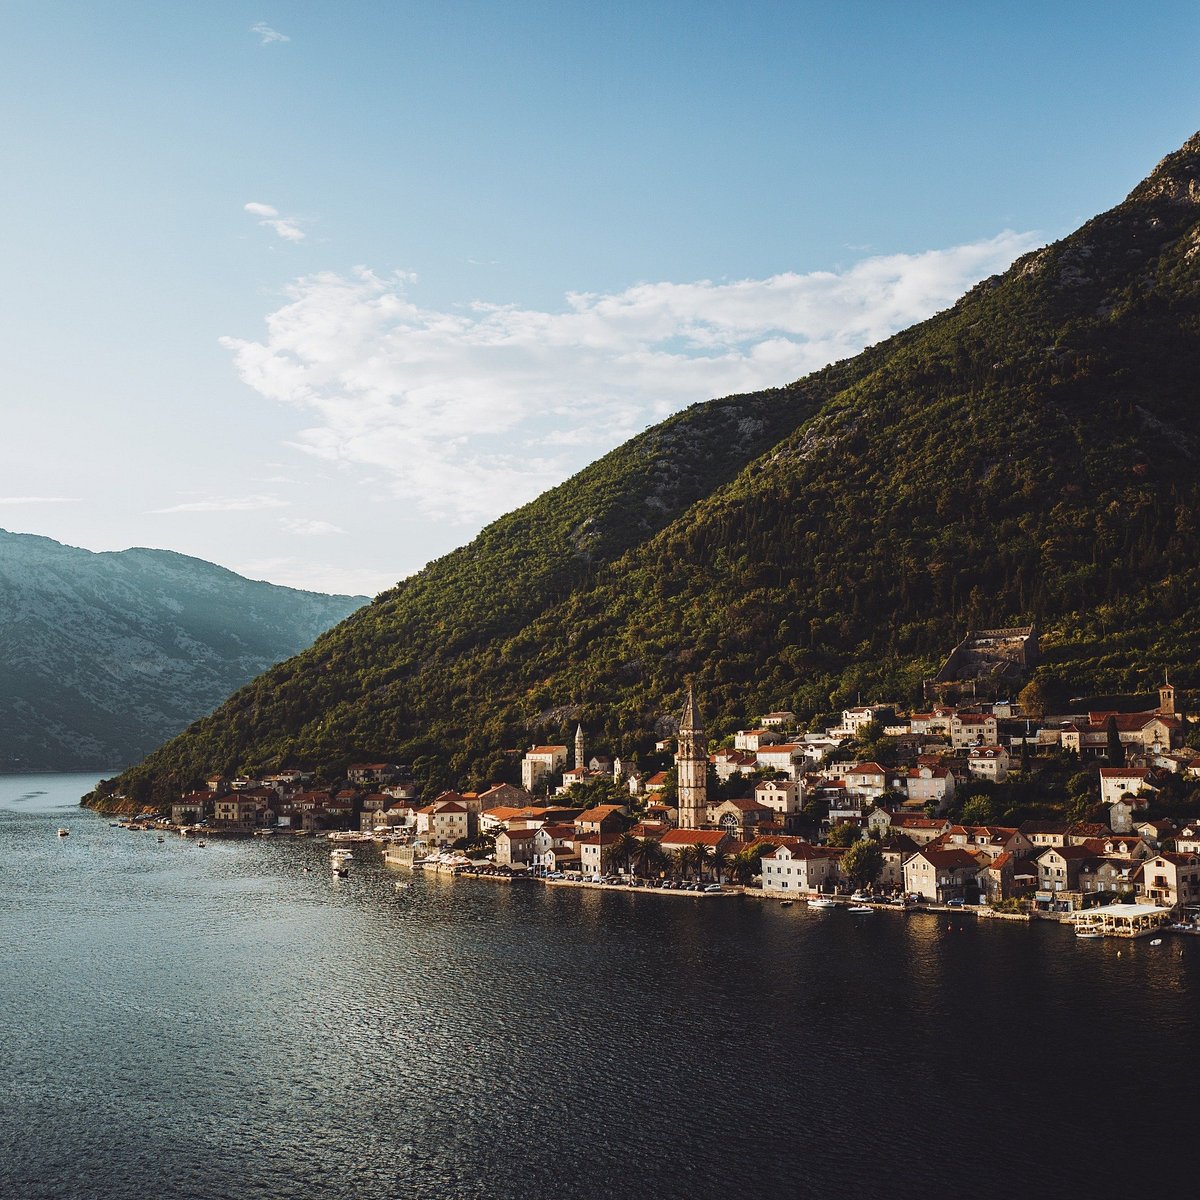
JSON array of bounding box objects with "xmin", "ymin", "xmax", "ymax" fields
[{"xmin": 1, "ymin": 1, "xmax": 1197, "ymax": 597}]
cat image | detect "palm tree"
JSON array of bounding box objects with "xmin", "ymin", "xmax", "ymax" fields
[
  {"xmin": 610, "ymin": 830, "xmax": 640, "ymax": 880},
  {"xmin": 674, "ymin": 845, "xmax": 700, "ymax": 882},
  {"xmin": 635, "ymin": 836, "xmax": 666, "ymax": 882},
  {"xmin": 731, "ymin": 845, "xmax": 762, "ymax": 886},
  {"xmin": 708, "ymin": 846, "xmax": 730, "ymax": 885}
]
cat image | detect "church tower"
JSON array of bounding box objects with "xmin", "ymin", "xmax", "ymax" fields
[
  {"xmin": 1160, "ymin": 675, "xmax": 1176, "ymax": 717},
  {"xmin": 675, "ymin": 686, "xmax": 708, "ymax": 830},
  {"xmin": 574, "ymin": 723, "xmax": 586, "ymax": 770}
]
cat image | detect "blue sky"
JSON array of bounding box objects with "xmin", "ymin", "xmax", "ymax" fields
[{"xmin": 1, "ymin": 1, "xmax": 1197, "ymax": 595}]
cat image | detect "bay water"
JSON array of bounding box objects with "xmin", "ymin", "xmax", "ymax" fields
[{"xmin": 2, "ymin": 773, "xmax": 1196, "ymax": 1199}]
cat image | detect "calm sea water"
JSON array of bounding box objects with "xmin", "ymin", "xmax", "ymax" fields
[{"xmin": 3, "ymin": 773, "xmax": 1198, "ymax": 1200}]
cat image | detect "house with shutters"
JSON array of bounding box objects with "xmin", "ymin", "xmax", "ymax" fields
[
  {"xmin": 495, "ymin": 827, "xmax": 538, "ymax": 866},
  {"xmin": 901, "ymin": 764, "xmax": 955, "ymax": 810},
  {"xmin": 967, "ymin": 745, "xmax": 1010, "ymax": 782},
  {"xmin": 760, "ymin": 841, "xmax": 842, "ymax": 895},
  {"xmin": 903, "ymin": 847, "xmax": 981, "ymax": 903},
  {"xmin": 1136, "ymin": 852, "xmax": 1200, "ymax": 911},
  {"xmin": 951, "ymin": 712, "xmax": 998, "ymax": 750}
]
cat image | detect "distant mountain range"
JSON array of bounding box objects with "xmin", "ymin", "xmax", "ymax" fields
[
  {"xmin": 0, "ymin": 530, "xmax": 366, "ymax": 770},
  {"xmin": 105, "ymin": 130, "xmax": 1200, "ymax": 807}
]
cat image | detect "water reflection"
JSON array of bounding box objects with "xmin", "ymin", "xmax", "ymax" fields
[{"xmin": 3, "ymin": 774, "xmax": 1200, "ymax": 1199}]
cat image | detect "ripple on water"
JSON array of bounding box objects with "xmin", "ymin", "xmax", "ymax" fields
[{"xmin": 4, "ymin": 774, "xmax": 1200, "ymax": 1199}]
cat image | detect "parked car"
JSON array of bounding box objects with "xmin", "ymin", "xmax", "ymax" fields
[
  {"xmin": 704, "ymin": 884, "xmax": 722, "ymax": 894},
  {"xmin": 946, "ymin": 897, "xmax": 966, "ymax": 908}
]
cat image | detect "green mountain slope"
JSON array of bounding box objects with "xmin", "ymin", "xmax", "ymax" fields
[{"xmin": 103, "ymin": 131, "xmax": 1200, "ymax": 806}]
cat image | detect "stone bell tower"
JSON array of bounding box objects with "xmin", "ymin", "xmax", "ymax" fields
[
  {"xmin": 1159, "ymin": 674, "xmax": 1176, "ymax": 717},
  {"xmin": 575, "ymin": 723, "xmax": 586, "ymax": 770},
  {"xmin": 675, "ymin": 686, "xmax": 708, "ymax": 830}
]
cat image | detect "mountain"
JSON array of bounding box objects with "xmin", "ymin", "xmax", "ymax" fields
[
  {"xmin": 102, "ymin": 131, "xmax": 1200, "ymax": 807},
  {"xmin": 0, "ymin": 530, "xmax": 366, "ymax": 770}
]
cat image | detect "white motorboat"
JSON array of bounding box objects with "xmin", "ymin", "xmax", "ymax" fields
[
  {"xmin": 56, "ymin": 828, "xmax": 70, "ymax": 838},
  {"xmin": 848, "ymin": 904, "xmax": 873, "ymax": 913},
  {"xmin": 808, "ymin": 897, "xmax": 836, "ymax": 909},
  {"xmin": 1075, "ymin": 928, "xmax": 1104, "ymax": 939}
]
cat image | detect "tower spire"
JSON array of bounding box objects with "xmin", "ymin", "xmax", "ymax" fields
[
  {"xmin": 674, "ymin": 684, "xmax": 708, "ymax": 830},
  {"xmin": 574, "ymin": 723, "xmax": 585, "ymax": 770}
]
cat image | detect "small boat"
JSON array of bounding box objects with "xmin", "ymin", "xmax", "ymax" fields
[
  {"xmin": 56, "ymin": 828, "xmax": 70, "ymax": 838},
  {"xmin": 848, "ymin": 904, "xmax": 873, "ymax": 913},
  {"xmin": 808, "ymin": 897, "xmax": 836, "ymax": 909},
  {"xmin": 1150, "ymin": 938, "xmax": 1163, "ymax": 946},
  {"xmin": 197, "ymin": 840, "xmax": 206, "ymax": 848},
  {"xmin": 1075, "ymin": 928, "xmax": 1104, "ymax": 939},
  {"xmin": 394, "ymin": 881, "xmax": 411, "ymax": 891},
  {"xmin": 779, "ymin": 900, "xmax": 793, "ymax": 908},
  {"xmin": 157, "ymin": 836, "xmax": 165, "ymax": 843}
]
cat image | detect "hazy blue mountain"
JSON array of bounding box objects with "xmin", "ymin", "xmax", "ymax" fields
[{"xmin": 0, "ymin": 530, "xmax": 366, "ymax": 770}]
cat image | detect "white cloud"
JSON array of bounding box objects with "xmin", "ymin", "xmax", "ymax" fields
[
  {"xmin": 243, "ymin": 201, "xmax": 306, "ymax": 242},
  {"xmin": 282, "ymin": 517, "xmax": 344, "ymax": 536},
  {"xmin": 221, "ymin": 231, "xmax": 1040, "ymax": 525},
  {"xmin": 250, "ymin": 22, "xmax": 290, "ymax": 45},
  {"xmin": 0, "ymin": 495, "xmax": 79, "ymax": 504},
  {"xmin": 153, "ymin": 495, "xmax": 290, "ymax": 514},
  {"xmin": 235, "ymin": 556, "xmax": 387, "ymax": 597}
]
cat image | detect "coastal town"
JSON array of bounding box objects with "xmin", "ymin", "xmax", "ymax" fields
[{"xmin": 109, "ymin": 626, "xmax": 1200, "ymax": 940}]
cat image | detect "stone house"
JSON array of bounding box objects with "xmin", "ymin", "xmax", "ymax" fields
[
  {"xmin": 754, "ymin": 779, "xmax": 803, "ymax": 826},
  {"xmin": 902, "ymin": 764, "xmax": 955, "ymax": 810},
  {"xmin": 1061, "ymin": 713, "xmax": 1181, "ymax": 757},
  {"xmin": 734, "ymin": 728, "xmax": 779, "ymax": 751},
  {"xmin": 951, "ymin": 712, "xmax": 999, "ymax": 750},
  {"xmin": 1035, "ymin": 845, "xmax": 1094, "ymax": 896},
  {"xmin": 416, "ymin": 799, "xmax": 470, "ymax": 845},
  {"xmin": 477, "ymin": 782, "xmax": 536, "ymax": 812},
  {"xmin": 903, "ymin": 847, "xmax": 981, "ymax": 903},
  {"xmin": 347, "ymin": 763, "xmax": 400, "ymax": 785},
  {"xmin": 521, "ymin": 744, "xmax": 568, "ymax": 793},
  {"xmin": 760, "ymin": 842, "xmax": 842, "ymax": 895},
  {"xmin": 967, "ymin": 745, "xmax": 1010, "ymax": 782},
  {"xmin": 869, "ymin": 812, "xmax": 951, "ymax": 845},
  {"xmin": 1078, "ymin": 857, "xmax": 1137, "ymax": 898},
  {"xmin": 712, "ymin": 750, "xmax": 759, "ymax": 781},
  {"xmin": 754, "ymin": 743, "xmax": 806, "ymax": 779},
  {"xmin": 172, "ymin": 791, "xmax": 210, "ymax": 826},
  {"xmin": 495, "ymin": 827, "xmax": 538, "ymax": 866},
  {"xmin": 976, "ymin": 852, "xmax": 1017, "ymax": 904},
  {"xmin": 1136, "ymin": 852, "xmax": 1200, "ymax": 910},
  {"xmin": 843, "ymin": 762, "xmax": 888, "ymax": 802}
]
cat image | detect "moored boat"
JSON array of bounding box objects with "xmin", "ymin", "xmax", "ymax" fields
[
  {"xmin": 56, "ymin": 827, "xmax": 69, "ymax": 837},
  {"xmin": 808, "ymin": 897, "xmax": 835, "ymax": 909}
]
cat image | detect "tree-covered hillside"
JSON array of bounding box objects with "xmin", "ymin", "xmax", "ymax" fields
[{"xmin": 99, "ymin": 131, "xmax": 1200, "ymax": 806}]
